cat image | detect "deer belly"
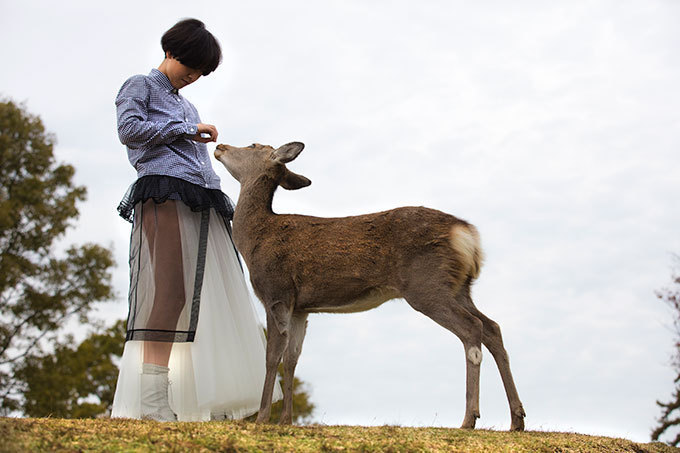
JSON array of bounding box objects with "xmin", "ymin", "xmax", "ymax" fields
[{"xmin": 306, "ymin": 286, "xmax": 401, "ymax": 314}]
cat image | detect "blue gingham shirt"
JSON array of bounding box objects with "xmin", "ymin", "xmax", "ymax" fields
[{"xmin": 116, "ymin": 68, "xmax": 221, "ymax": 189}]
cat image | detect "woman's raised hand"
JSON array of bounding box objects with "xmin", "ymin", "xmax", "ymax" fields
[{"xmin": 192, "ymin": 123, "xmax": 218, "ymax": 143}]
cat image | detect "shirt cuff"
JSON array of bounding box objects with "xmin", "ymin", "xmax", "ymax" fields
[{"xmin": 186, "ymin": 124, "xmax": 198, "ymax": 135}]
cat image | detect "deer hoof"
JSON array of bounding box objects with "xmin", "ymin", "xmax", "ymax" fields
[
  {"xmin": 510, "ymin": 406, "xmax": 526, "ymax": 431},
  {"xmin": 460, "ymin": 411, "xmax": 480, "ymax": 429}
]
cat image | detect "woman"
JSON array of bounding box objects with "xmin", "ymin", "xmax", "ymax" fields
[{"xmin": 111, "ymin": 18, "xmax": 280, "ymax": 421}]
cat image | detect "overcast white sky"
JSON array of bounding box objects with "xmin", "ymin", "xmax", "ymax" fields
[{"xmin": 2, "ymin": 0, "xmax": 679, "ymax": 443}]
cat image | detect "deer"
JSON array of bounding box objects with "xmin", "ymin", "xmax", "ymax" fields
[{"xmin": 213, "ymin": 142, "xmax": 526, "ymax": 431}]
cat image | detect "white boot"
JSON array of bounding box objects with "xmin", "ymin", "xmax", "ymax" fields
[{"xmin": 140, "ymin": 363, "xmax": 177, "ymax": 421}]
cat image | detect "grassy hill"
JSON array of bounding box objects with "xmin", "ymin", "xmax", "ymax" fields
[{"xmin": 0, "ymin": 418, "xmax": 675, "ymax": 452}]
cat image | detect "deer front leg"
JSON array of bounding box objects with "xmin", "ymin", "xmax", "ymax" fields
[
  {"xmin": 256, "ymin": 303, "xmax": 290, "ymax": 423},
  {"xmin": 280, "ymin": 312, "xmax": 308, "ymax": 424}
]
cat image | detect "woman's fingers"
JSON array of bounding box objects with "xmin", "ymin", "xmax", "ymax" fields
[{"xmin": 195, "ymin": 123, "xmax": 218, "ymax": 142}]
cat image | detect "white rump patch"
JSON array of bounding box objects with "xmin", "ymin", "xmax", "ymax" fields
[
  {"xmin": 449, "ymin": 224, "xmax": 484, "ymax": 280},
  {"xmin": 467, "ymin": 346, "xmax": 482, "ymax": 365}
]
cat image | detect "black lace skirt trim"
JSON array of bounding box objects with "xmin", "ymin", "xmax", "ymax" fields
[{"xmin": 117, "ymin": 175, "xmax": 235, "ymax": 223}]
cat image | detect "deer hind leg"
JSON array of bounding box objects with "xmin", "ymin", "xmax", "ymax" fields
[
  {"xmin": 402, "ymin": 286, "xmax": 484, "ymax": 429},
  {"xmin": 256, "ymin": 302, "xmax": 291, "ymax": 423},
  {"xmin": 460, "ymin": 293, "xmax": 526, "ymax": 431},
  {"xmin": 280, "ymin": 312, "xmax": 308, "ymax": 424}
]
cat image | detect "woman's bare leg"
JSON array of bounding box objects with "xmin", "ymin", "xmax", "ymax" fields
[{"xmin": 141, "ymin": 200, "xmax": 186, "ymax": 366}]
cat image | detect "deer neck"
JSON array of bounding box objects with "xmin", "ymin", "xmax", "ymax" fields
[{"xmin": 233, "ymin": 174, "xmax": 278, "ymax": 236}]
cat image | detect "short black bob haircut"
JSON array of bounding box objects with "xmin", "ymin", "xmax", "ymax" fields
[{"xmin": 161, "ymin": 18, "xmax": 222, "ymax": 76}]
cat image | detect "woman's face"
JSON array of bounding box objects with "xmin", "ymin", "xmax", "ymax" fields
[{"xmin": 163, "ymin": 53, "xmax": 202, "ymax": 90}]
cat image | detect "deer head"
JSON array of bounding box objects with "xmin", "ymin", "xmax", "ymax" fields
[{"xmin": 214, "ymin": 142, "xmax": 311, "ymax": 190}]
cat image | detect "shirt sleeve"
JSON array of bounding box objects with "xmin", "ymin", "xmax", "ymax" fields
[{"xmin": 115, "ymin": 76, "xmax": 197, "ymax": 149}]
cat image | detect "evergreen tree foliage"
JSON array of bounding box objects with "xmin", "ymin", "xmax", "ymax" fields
[
  {"xmin": 0, "ymin": 99, "xmax": 115, "ymax": 413},
  {"xmin": 652, "ymin": 261, "xmax": 680, "ymax": 445},
  {"xmin": 16, "ymin": 320, "xmax": 125, "ymax": 418}
]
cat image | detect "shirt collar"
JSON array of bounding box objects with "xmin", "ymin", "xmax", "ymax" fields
[{"xmin": 149, "ymin": 68, "xmax": 178, "ymax": 94}]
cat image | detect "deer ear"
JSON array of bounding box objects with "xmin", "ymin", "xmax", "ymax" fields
[
  {"xmin": 280, "ymin": 169, "xmax": 311, "ymax": 190},
  {"xmin": 273, "ymin": 142, "xmax": 305, "ymax": 164}
]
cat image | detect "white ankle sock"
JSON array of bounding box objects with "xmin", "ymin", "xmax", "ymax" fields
[{"xmin": 142, "ymin": 363, "xmax": 170, "ymax": 375}]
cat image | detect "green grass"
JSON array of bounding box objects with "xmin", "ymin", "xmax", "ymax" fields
[{"xmin": 0, "ymin": 418, "xmax": 675, "ymax": 452}]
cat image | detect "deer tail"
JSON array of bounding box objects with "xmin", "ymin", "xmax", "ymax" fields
[{"xmin": 449, "ymin": 223, "xmax": 484, "ymax": 283}]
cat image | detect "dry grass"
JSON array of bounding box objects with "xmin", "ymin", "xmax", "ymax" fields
[{"xmin": 0, "ymin": 417, "xmax": 675, "ymax": 453}]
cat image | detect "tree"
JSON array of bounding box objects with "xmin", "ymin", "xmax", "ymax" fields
[
  {"xmin": 16, "ymin": 320, "xmax": 125, "ymax": 418},
  {"xmin": 652, "ymin": 259, "xmax": 680, "ymax": 445},
  {"xmin": 0, "ymin": 99, "xmax": 116, "ymax": 414}
]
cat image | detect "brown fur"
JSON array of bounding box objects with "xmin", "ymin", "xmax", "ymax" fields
[{"xmin": 214, "ymin": 142, "xmax": 525, "ymax": 430}]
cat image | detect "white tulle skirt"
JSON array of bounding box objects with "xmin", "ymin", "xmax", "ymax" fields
[{"xmin": 111, "ymin": 204, "xmax": 281, "ymax": 421}]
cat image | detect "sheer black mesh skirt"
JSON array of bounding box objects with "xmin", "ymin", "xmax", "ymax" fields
[{"xmin": 118, "ymin": 176, "xmax": 236, "ymax": 342}]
